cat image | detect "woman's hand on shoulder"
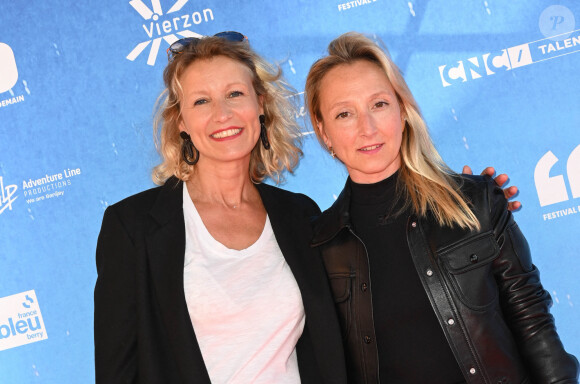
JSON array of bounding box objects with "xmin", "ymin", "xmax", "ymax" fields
[{"xmin": 462, "ymin": 165, "xmax": 521, "ymax": 212}]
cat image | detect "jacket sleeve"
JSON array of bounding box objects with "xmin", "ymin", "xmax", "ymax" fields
[
  {"xmin": 94, "ymin": 205, "xmax": 137, "ymax": 384},
  {"xmin": 488, "ymin": 180, "xmax": 579, "ymax": 384}
]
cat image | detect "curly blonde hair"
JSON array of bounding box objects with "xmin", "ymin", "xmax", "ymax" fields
[
  {"xmin": 306, "ymin": 32, "xmax": 480, "ymax": 230},
  {"xmin": 152, "ymin": 36, "xmax": 302, "ymax": 185}
]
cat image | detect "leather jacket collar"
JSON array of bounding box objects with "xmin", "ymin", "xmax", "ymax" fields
[{"xmin": 311, "ymin": 178, "xmax": 353, "ymax": 247}]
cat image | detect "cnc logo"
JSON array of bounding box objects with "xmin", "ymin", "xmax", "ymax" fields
[
  {"xmin": 439, "ymin": 27, "xmax": 580, "ymax": 87},
  {"xmin": 535, "ymin": 144, "xmax": 580, "ymax": 207},
  {"xmin": 438, "ymin": 46, "xmax": 532, "ymax": 87},
  {"xmin": 0, "ymin": 176, "xmax": 18, "ymax": 216},
  {"xmin": 0, "ymin": 290, "xmax": 48, "ymax": 351},
  {"xmin": 126, "ymin": 0, "xmax": 215, "ymax": 66}
]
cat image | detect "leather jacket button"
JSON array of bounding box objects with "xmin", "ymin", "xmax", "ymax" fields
[
  {"xmin": 361, "ymin": 282, "xmax": 368, "ymax": 292},
  {"xmin": 447, "ymin": 318, "xmax": 455, "ymax": 325},
  {"xmin": 364, "ymin": 336, "xmax": 372, "ymax": 344},
  {"xmin": 411, "ymin": 221, "xmax": 417, "ymax": 228},
  {"xmin": 469, "ymin": 367, "xmax": 476, "ymax": 375},
  {"xmin": 470, "ymin": 254, "xmax": 478, "ymax": 263},
  {"xmin": 426, "ymin": 269, "xmax": 433, "ymax": 277}
]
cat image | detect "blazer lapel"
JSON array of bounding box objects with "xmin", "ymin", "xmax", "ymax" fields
[
  {"xmin": 257, "ymin": 183, "xmax": 311, "ymax": 292},
  {"xmin": 146, "ymin": 177, "xmax": 211, "ymax": 383},
  {"xmin": 257, "ymin": 184, "xmax": 347, "ymax": 380}
]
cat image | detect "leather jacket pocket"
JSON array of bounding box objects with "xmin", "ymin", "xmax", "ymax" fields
[
  {"xmin": 328, "ymin": 273, "xmax": 353, "ymax": 340},
  {"xmin": 438, "ymin": 233, "xmax": 500, "ymax": 309}
]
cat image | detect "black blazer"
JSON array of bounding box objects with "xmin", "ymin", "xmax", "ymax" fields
[{"xmin": 94, "ymin": 177, "xmax": 347, "ymax": 383}]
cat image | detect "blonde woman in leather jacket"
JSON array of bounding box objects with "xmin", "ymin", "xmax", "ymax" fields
[{"xmin": 305, "ymin": 32, "xmax": 579, "ymax": 384}]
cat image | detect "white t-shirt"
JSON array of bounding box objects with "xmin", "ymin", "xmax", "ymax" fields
[{"xmin": 182, "ymin": 184, "xmax": 305, "ymax": 384}]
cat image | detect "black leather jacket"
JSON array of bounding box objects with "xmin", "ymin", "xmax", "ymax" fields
[{"xmin": 311, "ymin": 175, "xmax": 579, "ymax": 384}]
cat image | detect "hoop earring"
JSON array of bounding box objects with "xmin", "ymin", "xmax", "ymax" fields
[
  {"xmin": 329, "ymin": 147, "xmax": 336, "ymax": 159},
  {"xmin": 259, "ymin": 115, "xmax": 271, "ymax": 150},
  {"xmin": 180, "ymin": 131, "xmax": 199, "ymax": 165}
]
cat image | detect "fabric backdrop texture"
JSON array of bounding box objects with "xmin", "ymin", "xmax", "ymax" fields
[{"xmin": 0, "ymin": 1, "xmax": 578, "ymax": 382}]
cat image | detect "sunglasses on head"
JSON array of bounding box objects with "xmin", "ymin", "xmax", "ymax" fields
[{"xmin": 166, "ymin": 31, "xmax": 248, "ymax": 62}]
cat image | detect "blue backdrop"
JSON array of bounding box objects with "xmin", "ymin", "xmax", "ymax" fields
[{"xmin": 1, "ymin": 1, "xmax": 578, "ymax": 382}]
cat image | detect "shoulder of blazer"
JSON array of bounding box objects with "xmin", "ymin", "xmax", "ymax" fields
[
  {"xmin": 105, "ymin": 177, "xmax": 183, "ymax": 236},
  {"xmin": 256, "ymin": 183, "xmax": 321, "ymax": 217}
]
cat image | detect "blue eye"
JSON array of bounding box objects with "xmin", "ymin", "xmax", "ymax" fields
[
  {"xmin": 229, "ymin": 91, "xmax": 243, "ymax": 98},
  {"xmin": 193, "ymin": 98, "xmax": 207, "ymax": 106}
]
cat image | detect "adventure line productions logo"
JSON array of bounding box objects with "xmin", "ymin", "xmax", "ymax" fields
[
  {"xmin": 0, "ymin": 42, "xmax": 27, "ymax": 109},
  {"xmin": 0, "ymin": 176, "xmax": 18, "ymax": 215},
  {"xmin": 439, "ymin": 6, "xmax": 579, "ymax": 87},
  {"xmin": 22, "ymin": 168, "xmax": 82, "ymax": 205},
  {"xmin": 0, "ymin": 167, "xmax": 83, "ymax": 216},
  {"xmin": 534, "ymin": 144, "xmax": 580, "ymax": 221},
  {"xmin": 0, "ymin": 290, "xmax": 48, "ymax": 351},
  {"xmin": 126, "ymin": 0, "xmax": 216, "ymax": 66}
]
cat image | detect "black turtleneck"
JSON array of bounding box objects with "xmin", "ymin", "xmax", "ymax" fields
[{"xmin": 349, "ymin": 172, "xmax": 465, "ymax": 384}]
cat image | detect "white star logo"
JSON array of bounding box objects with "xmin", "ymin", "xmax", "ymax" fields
[{"xmin": 127, "ymin": 0, "xmax": 206, "ymax": 66}]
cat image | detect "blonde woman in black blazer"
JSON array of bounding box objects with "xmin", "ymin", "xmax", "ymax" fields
[{"xmin": 94, "ymin": 33, "xmax": 347, "ymax": 383}]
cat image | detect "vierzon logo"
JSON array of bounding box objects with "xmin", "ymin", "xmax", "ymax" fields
[
  {"xmin": 126, "ymin": 0, "xmax": 215, "ymax": 66},
  {"xmin": 0, "ymin": 290, "xmax": 48, "ymax": 351},
  {"xmin": 535, "ymin": 144, "xmax": 580, "ymax": 221}
]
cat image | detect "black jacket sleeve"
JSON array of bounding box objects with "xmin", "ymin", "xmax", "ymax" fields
[
  {"xmin": 488, "ymin": 180, "xmax": 579, "ymax": 384},
  {"xmin": 94, "ymin": 205, "xmax": 138, "ymax": 384}
]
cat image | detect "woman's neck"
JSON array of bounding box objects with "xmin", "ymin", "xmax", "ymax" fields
[{"xmin": 186, "ymin": 159, "xmax": 258, "ymax": 209}]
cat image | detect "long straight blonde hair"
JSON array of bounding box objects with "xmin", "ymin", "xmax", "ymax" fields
[{"xmin": 305, "ymin": 32, "xmax": 480, "ymax": 230}]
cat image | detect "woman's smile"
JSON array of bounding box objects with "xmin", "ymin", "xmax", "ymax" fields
[
  {"xmin": 210, "ymin": 127, "xmax": 244, "ymax": 140},
  {"xmin": 358, "ymin": 143, "xmax": 383, "ymax": 153}
]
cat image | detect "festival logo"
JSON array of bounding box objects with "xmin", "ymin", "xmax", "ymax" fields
[
  {"xmin": 0, "ymin": 290, "xmax": 48, "ymax": 351},
  {"xmin": 535, "ymin": 144, "xmax": 580, "ymax": 221},
  {"xmin": 126, "ymin": 0, "xmax": 215, "ymax": 66},
  {"xmin": 336, "ymin": 0, "xmax": 377, "ymax": 12}
]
